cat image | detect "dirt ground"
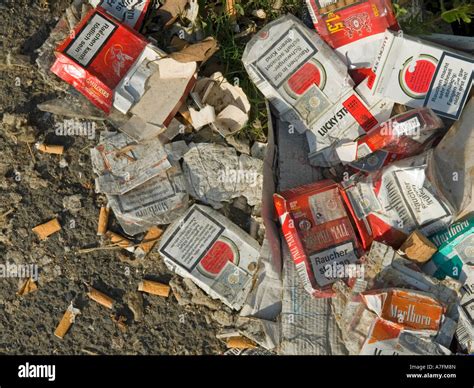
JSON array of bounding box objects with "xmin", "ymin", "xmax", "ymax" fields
[{"xmin": 0, "ymin": 0, "xmax": 227, "ymax": 355}]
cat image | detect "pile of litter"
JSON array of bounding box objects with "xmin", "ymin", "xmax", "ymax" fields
[{"xmin": 22, "ymin": 0, "xmax": 474, "ymax": 355}]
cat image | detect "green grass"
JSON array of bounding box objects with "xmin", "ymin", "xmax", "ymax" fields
[{"xmin": 199, "ymin": 0, "xmax": 303, "ymax": 143}]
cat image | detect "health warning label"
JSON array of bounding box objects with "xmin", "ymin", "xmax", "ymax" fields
[
  {"xmin": 425, "ymin": 52, "xmax": 474, "ymax": 119},
  {"xmin": 66, "ymin": 13, "xmax": 117, "ymax": 66},
  {"xmin": 256, "ymin": 28, "xmax": 316, "ymax": 88},
  {"xmin": 160, "ymin": 207, "xmax": 224, "ymax": 271}
]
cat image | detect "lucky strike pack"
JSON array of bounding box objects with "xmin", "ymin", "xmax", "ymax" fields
[
  {"xmin": 274, "ymin": 180, "xmax": 362, "ymax": 297},
  {"xmin": 51, "ymin": 8, "xmax": 156, "ymax": 113}
]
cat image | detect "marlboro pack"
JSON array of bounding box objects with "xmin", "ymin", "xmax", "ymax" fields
[
  {"xmin": 243, "ymin": 15, "xmax": 385, "ymax": 164},
  {"xmin": 89, "ymin": 0, "xmax": 151, "ymax": 30},
  {"xmin": 359, "ymin": 317, "xmax": 451, "ymax": 355},
  {"xmin": 370, "ymin": 30, "xmax": 474, "ymax": 120},
  {"xmin": 274, "ymin": 180, "xmax": 361, "ymax": 297},
  {"xmin": 341, "ymin": 152, "xmax": 455, "ymax": 249},
  {"xmin": 423, "ymin": 215, "xmax": 474, "ymax": 282},
  {"xmin": 305, "ymin": 0, "xmax": 398, "ymax": 68},
  {"xmin": 362, "ymin": 289, "xmax": 445, "ymax": 333},
  {"xmin": 336, "ymin": 107, "xmax": 444, "ymax": 173},
  {"xmin": 158, "ymin": 205, "xmax": 261, "ymax": 310}
]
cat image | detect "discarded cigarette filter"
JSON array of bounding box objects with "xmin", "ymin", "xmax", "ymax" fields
[
  {"xmin": 138, "ymin": 280, "xmax": 171, "ymax": 297},
  {"xmin": 35, "ymin": 143, "xmax": 64, "ymax": 155},
  {"xmin": 97, "ymin": 206, "xmax": 109, "ymax": 236},
  {"xmin": 17, "ymin": 278, "xmax": 38, "ymax": 296},
  {"xmin": 106, "ymin": 231, "xmax": 134, "ymax": 251},
  {"xmin": 87, "ymin": 287, "xmax": 114, "ymax": 309},
  {"xmin": 54, "ymin": 303, "xmax": 81, "ymax": 339},
  {"xmin": 135, "ymin": 227, "xmax": 163, "ymax": 259},
  {"xmin": 226, "ymin": 336, "xmax": 257, "ymax": 349},
  {"xmin": 32, "ymin": 218, "xmax": 62, "ymax": 240}
]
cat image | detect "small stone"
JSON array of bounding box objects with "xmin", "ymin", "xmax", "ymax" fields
[
  {"xmin": 62, "ymin": 194, "xmax": 82, "ymax": 213},
  {"xmin": 211, "ymin": 310, "xmax": 235, "ymax": 327}
]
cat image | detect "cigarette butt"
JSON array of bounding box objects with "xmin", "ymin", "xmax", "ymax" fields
[
  {"xmin": 32, "ymin": 218, "xmax": 61, "ymax": 240},
  {"xmin": 87, "ymin": 287, "xmax": 114, "ymax": 309},
  {"xmin": 54, "ymin": 303, "xmax": 80, "ymax": 339},
  {"xmin": 226, "ymin": 336, "xmax": 257, "ymax": 349},
  {"xmin": 17, "ymin": 278, "xmax": 38, "ymax": 296},
  {"xmin": 138, "ymin": 280, "xmax": 171, "ymax": 297},
  {"xmin": 97, "ymin": 207, "xmax": 109, "ymax": 236},
  {"xmin": 226, "ymin": 0, "xmax": 237, "ymax": 20},
  {"xmin": 106, "ymin": 231, "xmax": 133, "ymax": 249},
  {"xmin": 36, "ymin": 143, "xmax": 64, "ymax": 155},
  {"xmin": 136, "ymin": 227, "xmax": 163, "ymax": 256},
  {"xmin": 336, "ymin": 1, "xmax": 346, "ymax": 9},
  {"xmin": 327, "ymin": 4, "xmax": 337, "ymax": 11},
  {"xmin": 178, "ymin": 105, "xmax": 193, "ymax": 126}
]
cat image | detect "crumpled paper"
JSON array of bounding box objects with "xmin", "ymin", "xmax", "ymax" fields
[
  {"xmin": 188, "ymin": 72, "xmax": 250, "ymax": 136},
  {"xmin": 182, "ymin": 143, "xmax": 263, "ymax": 208}
]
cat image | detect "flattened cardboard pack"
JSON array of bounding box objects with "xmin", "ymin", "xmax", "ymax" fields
[
  {"xmin": 158, "ymin": 205, "xmax": 261, "ymax": 310},
  {"xmin": 370, "ymin": 30, "xmax": 474, "ymax": 120},
  {"xmin": 274, "ymin": 180, "xmax": 361, "ymax": 297},
  {"xmin": 243, "ymin": 15, "xmax": 382, "ymax": 161},
  {"xmin": 305, "ymin": 0, "xmax": 398, "ymax": 68}
]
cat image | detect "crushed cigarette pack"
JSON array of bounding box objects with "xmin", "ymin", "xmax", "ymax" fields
[
  {"xmin": 337, "ymin": 107, "xmax": 444, "ymax": 173},
  {"xmin": 274, "ymin": 180, "xmax": 361, "ymax": 297},
  {"xmin": 51, "ymin": 8, "xmax": 196, "ymax": 117},
  {"xmin": 342, "ymin": 152, "xmax": 455, "ymax": 249},
  {"xmin": 360, "ymin": 317, "xmax": 451, "ymax": 355},
  {"xmin": 243, "ymin": 15, "xmax": 383, "ymax": 163},
  {"xmin": 305, "ymin": 0, "xmax": 398, "ymax": 68},
  {"xmin": 369, "ymin": 30, "xmax": 474, "ymax": 120},
  {"xmin": 362, "ymin": 288, "xmax": 445, "ymax": 333},
  {"xmin": 158, "ymin": 204, "xmax": 261, "ymax": 310},
  {"xmin": 423, "ymin": 215, "xmax": 474, "ymax": 282}
]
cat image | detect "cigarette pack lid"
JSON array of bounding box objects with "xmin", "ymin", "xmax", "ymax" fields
[{"xmin": 51, "ymin": 8, "xmax": 148, "ymax": 113}]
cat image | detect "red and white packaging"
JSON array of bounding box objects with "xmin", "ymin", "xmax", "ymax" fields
[
  {"xmin": 305, "ymin": 0, "xmax": 398, "ymax": 70},
  {"xmin": 51, "ymin": 8, "xmax": 150, "ymax": 113},
  {"xmin": 369, "ymin": 30, "xmax": 474, "ymax": 120},
  {"xmin": 274, "ymin": 180, "xmax": 362, "ymax": 297},
  {"xmin": 243, "ymin": 15, "xmax": 382, "ymax": 164},
  {"xmin": 336, "ymin": 107, "xmax": 444, "ymax": 173},
  {"xmin": 90, "ymin": 0, "xmax": 151, "ymax": 30},
  {"xmin": 341, "ymin": 152, "xmax": 455, "ymax": 249}
]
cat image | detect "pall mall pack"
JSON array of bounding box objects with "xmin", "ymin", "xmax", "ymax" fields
[{"xmin": 274, "ymin": 180, "xmax": 362, "ymax": 297}]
